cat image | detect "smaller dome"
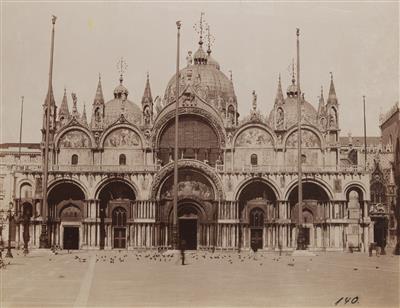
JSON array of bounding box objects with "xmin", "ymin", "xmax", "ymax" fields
[
  {"xmin": 286, "ymin": 79, "xmax": 298, "ymax": 97},
  {"xmin": 193, "ymin": 45, "xmax": 208, "ymax": 65},
  {"xmin": 114, "ymin": 75, "xmax": 129, "ymax": 98}
]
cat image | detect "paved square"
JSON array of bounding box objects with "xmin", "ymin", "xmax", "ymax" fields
[{"xmin": 1, "ymin": 249, "xmax": 399, "ymax": 307}]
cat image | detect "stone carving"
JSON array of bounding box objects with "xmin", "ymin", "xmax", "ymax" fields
[
  {"xmin": 150, "ymin": 160, "xmax": 224, "ymax": 200},
  {"xmin": 329, "ymin": 107, "xmax": 337, "ymax": 127},
  {"xmin": 162, "ymin": 180, "xmax": 213, "ymax": 200},
  {"xmin": 285, "ymin": 130, "xmax": 320, "ymax": 148},
  {"xmin": 186, "ymin": 51, "xmax": 193, "ymax": 66},
  {"xmin": 235, "ymin": 127, "xmax": 273, "ymax": 147},
  {"xmin": 59, "ymin": 130, "xmax": 90, "ymax": 148},
  {"xmin": 143, "ymin": 106, "xmax": 151, "ymax": 125},
  {"xmin": 252, "ymin": 90, "xmax": 257, "ymax": 111},
  {"xmin": 104, "ymin": 128, "xmax": 141, "ymax": 147},
  {"xmin": 60, "ymin": 205, "xmax": 82, "ymax": 221},
  {"xmin": 276, "ymin": 107, "xmax": 284, "ymax": 129}
]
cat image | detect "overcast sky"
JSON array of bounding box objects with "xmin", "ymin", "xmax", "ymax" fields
[{"xmin": 1, "ymin": 1, "xmax": 399, "ymax": 143}]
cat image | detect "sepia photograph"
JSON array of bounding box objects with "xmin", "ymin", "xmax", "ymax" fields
[{"xmin": 0, "ymin": 1, "xmax": 399, "ymax": 307}]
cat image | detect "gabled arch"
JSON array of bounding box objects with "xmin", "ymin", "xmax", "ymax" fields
[
  {"xmin": 55, "ymin": 126, "xmax": 95, "ymax": 149},
  {"xmin": 99, "ymin": 123, "xmax": 145, "ymax": 149},
  {"xmin": 283, "ymin": 124, "xmax": 325, "ymax": 149},
  {"xmin": 232, "ymin": 123, "xmax": 276, "ymax": 148}
]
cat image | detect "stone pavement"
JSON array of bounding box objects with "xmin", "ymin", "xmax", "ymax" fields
[{"xmin": 1, "ymin": 249, "xmax": 399, "ymax": 307}]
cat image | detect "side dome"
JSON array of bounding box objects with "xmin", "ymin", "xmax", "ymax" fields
[
  {"xmin": 163, "ymin": 45, "xmax": 236, "ymax": 112},
  {"xmin": 104, "ymin": 77, "xmax": 142, "ymax": 125},
  {"xmin": 268, "ymin": 97, "xmax": 318, "ymax": 128}
]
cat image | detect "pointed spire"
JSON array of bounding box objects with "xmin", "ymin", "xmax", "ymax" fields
[
  {"xmin": 275, "ymin": 74, "xmax": 284, "ymax": 104},
  {"xmin": 327, "ymin": 72, "xmax": 337, "ymax": 104},
  {"xmin": 94, "ymin": 74, "xmax": 105, "ymax": 105},
  {"xmin": 71, "ymin": 93, "xmax": 80, "ymax": 119},
  {"xmin": 142, "ymin": 72, "xmax": 153, "ymax": 105},
  {"xmin": 318, "ymin": 86, "xmax": 325, "ymax": 114},
  {"xmin": 58, "ymin": 87, "xmax": 70, "ymax": 119},
  {"xmin": 81, "ymin": 103, "xmax": 88, "ymax": 125}
]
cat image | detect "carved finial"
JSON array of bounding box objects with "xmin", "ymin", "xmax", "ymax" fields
[
  {"xmin": 117, "ymin": 57, "xmax": 128, "ymax": 84},
  {"xmin": 193, "ymin": 12, "xmax": 206, "ymax": 46},
  {"xmin": 52, "ymin": 15, "xmax": 57, "ymax": 25},
  {"xmin": 252, "ymin": 90, "xmax": 257, "ymax": 111},
  {"xmin": 291, "ymin": 58, "xmax": 295, "ymax": 84},
  {"xmin": 229, "ymin": 70, "xmax": 233, "ymax": 82},
  {"xmin": 330, "ymin": 71, "xmax": 333, "ymax": 81},
  {"xmin": 206, "ymin": 24, "xmax": 214, "ymax": 55}
]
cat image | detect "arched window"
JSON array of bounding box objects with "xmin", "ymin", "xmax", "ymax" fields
[
  {"xmin": 250, "ymin": 154, "xmax": 258, "ymax": 166},
  {"xmin": 250, "ymin": 208, "xmax": 264, "ymax": 227},
  {"xmin": 119, "ymin": 154, "xmax": 126, "ymax": 166},
  {"xmin": 112, "ymin": 207, "xmax": 127, "ymax": 227},
  {"xmin": 71, "ymin": 154, "xmax": 78, "ymax": 165}
]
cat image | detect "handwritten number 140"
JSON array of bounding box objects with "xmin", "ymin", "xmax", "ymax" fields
[{"xmin": 335, "ymin": 297, "xmax": 359, "ymax": 305}]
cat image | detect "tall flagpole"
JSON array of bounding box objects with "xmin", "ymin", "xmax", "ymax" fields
[
  {"xmin": 363, "ymin": 95, "xmax": 367, "ymax": 171},
  {"xmin": 40, "ymin": 15, "xmax": 56, "ymax": 248},
  {"xmin": 18, "ymin": 96, "xmax": 24, "ymax": 161},
  {"xmin": 296, "ymin": 28, "xmax": 305, "ymax": 250},
  {"xmin": 172, "ymin": 20, "xmax": 181, "ymax": 250}
]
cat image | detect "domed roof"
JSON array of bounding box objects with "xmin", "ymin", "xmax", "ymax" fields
[
  {"xmin": 104, "ymin": 77, "xmax": 142, "ymax": 125},
  {"xmin": 268, "ymin": 97, "xmax": 318, "ymax": 128},
  {"xmin": 164, "ymin": 47, "xmax": 236, "ymax": 111},
  {"xmin": 104, "ymin": 98, "xmax": 142, "ymax": 125}
]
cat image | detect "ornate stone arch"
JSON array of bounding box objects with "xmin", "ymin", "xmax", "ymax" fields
[
  {"xmin": 150, "ymin": 159, "xmax": 224, "ymax": 200},
  {"xmin": 94, "ymin": 177, "xmax": 139, "ymax": 200},
  {"xmin": 151, "ymin": 106, "xmax": 226, "ymax": 148},
  {"xmin": 343, "ymin": 181, "xmax": 368, "ymax": 201},
  {"xmin": 17, "ymin": 179, "xmax": 35, "ymax": 199},
  {"xmin": 99, "ymin": 123, "xmax": 145, "ymax": 149},
  {"xmin": 283, "ymin": 177, "xmax": 334, "ymax": 201},
  {"xmin": 55, "ymin": 126, "xmax": 95, "ymax": 149},
  {"xmin": 47, "ymin": 178, "xmax": 89, "ymax": 200},
  {"xmin": 233, "ymin": 123, "xmax": 276, "ymax": 148},
  {"xmin": 234, "ymin": 177, "xmax": 281, "ymax": 201},
  {"xmin": 283, "ymin": 124, "xmax": 325, "ymax": 149}
]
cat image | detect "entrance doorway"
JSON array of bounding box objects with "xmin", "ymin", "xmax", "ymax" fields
[
  {"xmin": 179, "ymin": 219, "xmax": 197, "ymax": 250},
  {"xmin": 63, "ymin": 226, "xmax": 79, "ymax": 249},
  {"xmin": 373, "ymin": 218, "xmax": 388, "ymax": 250},
  {"xmin": 114, "ymin": 228, "xmax": 126, "ymax": 249},
  {"xmin": 250, "ymin": 229, "xmax": 263, "ymax": 251},
  {"xmin": 303, "ymin": 227, "xmax": 311, "ymax": 247}
]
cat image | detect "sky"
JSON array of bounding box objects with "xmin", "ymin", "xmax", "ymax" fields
[{"xmin": 1, "ymin": 1, "xmax": 399, "ymax": 143}]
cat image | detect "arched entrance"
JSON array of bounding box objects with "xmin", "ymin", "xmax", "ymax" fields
[
  {"xmin": 97, "ymin": 180, "xmax": 136, "ymax": 249},
  {"xmin": 48, "ymin": 182, "xmax": 86, "ymax": 248},
  {"xmin": 237, "ymin": 180, "xmax": 277, "ymax": 250},
  {"xmin": 112, "ymin": 207, "xmax": 127, "ymax": 249},
  {"xmin": 288, "ymin": 182, "xmax": 330, "ymax": 249},
  {"xmin": 178, "ymin": 203, "xmax": 201, "ymax": 250},
  {"xmin": 60, "ymin": 205, "xmax": 82, "ymax": 250},
  {"xmin": 249, "ymin": 208, "xmax": 264, "ymax": 251}
]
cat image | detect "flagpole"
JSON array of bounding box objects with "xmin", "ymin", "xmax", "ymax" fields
[
  {"xmin": 18, "ymin": 96, "xmax": 24, "ymax": 161},
  {"xmin": 363, "ymin": 96, "xmax": 367, "ymax": 171},
  {"xmin": 296, "ymin": 28, "xmax": 305, "ymax": 250},
  {"xmin": 40, "ymin": 15, "xmax": 56, "ymax": 248},
  {"xmin": 172, "ymin": 20, "xmax": 181, "ymax": 250}
]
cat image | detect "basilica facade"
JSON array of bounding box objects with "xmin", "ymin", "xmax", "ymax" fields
[{"xmin": 4, "ymin": 26, "xmax": 376, "ymax": 253}]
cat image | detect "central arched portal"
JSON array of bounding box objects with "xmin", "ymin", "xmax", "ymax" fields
[{"xmin": 178, "ymin": 202, "xmax": 201, "ymax": 250}]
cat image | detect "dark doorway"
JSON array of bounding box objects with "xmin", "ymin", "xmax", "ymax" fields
[
  {"xmin": 374, "ymin": 218, "xmax": 387, "ymax": 249},
  {"xmin": 179, "ymin": 219, "xmax": 197, "ymax": 250},
  {"xmin": 113, "ymin": 228, "xmax": 126, "ymax": 249},
  {"xmin": 303, "ymin": 227, "xmax": 310, "ymax": 246},
  {"xmin": 250, "ymin": 229, "xmax": 263, "ymax": 251},
  {"xmin": 63, "ymin": 226, "xmax": 79, "ymax": 249}
]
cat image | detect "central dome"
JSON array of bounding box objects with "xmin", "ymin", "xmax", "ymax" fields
[{"xmin": 163, "ymin": 45, "xmax": 236, "ymax": 112}]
